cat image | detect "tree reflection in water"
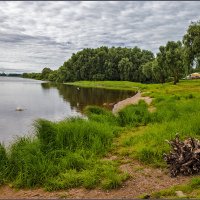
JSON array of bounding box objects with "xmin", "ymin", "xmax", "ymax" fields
[{"xmin": 41, "ymin": 82, "xmax": 135, "ymax": 112}]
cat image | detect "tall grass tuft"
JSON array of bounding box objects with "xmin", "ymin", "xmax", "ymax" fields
[
  {"xmin": 117, "ymin": 100, "xmax": 151, "ymax": 127},
  {"xmin": 2, "ymin": 116, "xmax": 125, "ymax": 190},
  {"xmin": 0, "ymin": 143, "xmax": 8, "ymax": 185},
  {"xmin": 7, "ymin": 137, "xmax": 58, "ymax": 188},
  {"xmin": 84, "ymin": 106, "xmax": 119, "ymax": 126},
  {"xmin": 35, "ymin": 119, "xmax": 57, "ymax": 152},
  {"xmin": 55, "ymin": 118, "xmax": 114, "ymax": 155}
]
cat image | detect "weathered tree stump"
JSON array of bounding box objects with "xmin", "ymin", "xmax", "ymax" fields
[{"xmin": 164, "ymin": 134, "xmax": 200, "ymax": 177}]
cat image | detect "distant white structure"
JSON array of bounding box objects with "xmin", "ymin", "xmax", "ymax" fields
[{"xmin": 186, "ymin": 72, "xmax": 200, "ymax": 79}]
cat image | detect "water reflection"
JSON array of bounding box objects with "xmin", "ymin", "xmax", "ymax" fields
[
  {"xmin": 41, "ymin": 82, "xmax": 135, "ymax": 112},
  {"xmin": 0, "ymin": 77, "xmax": 135, "ymax": 144}
]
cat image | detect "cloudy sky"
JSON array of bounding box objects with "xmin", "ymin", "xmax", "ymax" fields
[{"xmin": 0, "ymin": 1, "xmax": 199, "ymax": 73}]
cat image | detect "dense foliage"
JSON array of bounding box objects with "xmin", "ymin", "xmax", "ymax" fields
[
  {"xmin": 183, "ymin": 21, "xmax": 200, "ymax": 73},
  {"xmin": 23, "ymin": 46, "xmax": 154, "ymax": 82},
  {"xmin": 142, "ymin": 41, "xmax": 185, "ymax": 84},
  {"xmin": 22, "ymin": 21, "xmax": 200, "ymax": 85}
]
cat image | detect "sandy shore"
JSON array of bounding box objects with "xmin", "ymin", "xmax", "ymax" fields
[{"xmin": 112, "ymin": 91, "xmax": 153, "ymax": 114}]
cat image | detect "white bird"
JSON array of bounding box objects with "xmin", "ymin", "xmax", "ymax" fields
[{"xmin": 15, "ymin": 107, "xmax": 24, "ymax": 111}]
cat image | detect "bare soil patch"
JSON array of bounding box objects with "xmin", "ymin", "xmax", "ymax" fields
[{"xmin": 112, "ymin": 92, "xmax": 154, "ymax": 114}]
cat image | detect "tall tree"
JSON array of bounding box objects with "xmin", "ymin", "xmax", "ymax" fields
[
  {"xmin": 183, "ymin": 21, "xmax": 200, "ymax": 74},
  {"xmin": 156, "ymin": 46, "xmax": 169, "ymax": 83},
  {"xmin": 118, "ymin": 58, "xmax": 134, "ymax": 81},
  {"xmin": 41, "ymin": 67, "xmax": 52, "ymax": 80},
  {"xmin": 141, "ymin": 60, "xmax": 154, "ymax": 83},
  {"xmin": 165, "ymin": 41, "xmax": 184, "ymax": 85}
]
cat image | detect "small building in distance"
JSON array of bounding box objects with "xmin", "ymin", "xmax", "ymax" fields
[{"xmin": 187, "ymin": 72, "xmax": 200, "ymax": 79}]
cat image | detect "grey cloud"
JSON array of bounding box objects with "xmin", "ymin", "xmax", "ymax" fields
[{"xmin": 0, "ymin": 1, "xmax": 199, "ymax": 73}]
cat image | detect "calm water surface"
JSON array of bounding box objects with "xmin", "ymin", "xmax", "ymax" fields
[{"xmin": 0, "ymin": 77, "xmax": 135, "ymax": 144}]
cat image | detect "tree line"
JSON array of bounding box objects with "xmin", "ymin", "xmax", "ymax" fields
[
  {"xmin": 0, "ymin": 73, "xmax": 22, "ymax": 77},
  {"xmin": 23, "ymin": 21, "xmax": 200, "ymax": 85}
]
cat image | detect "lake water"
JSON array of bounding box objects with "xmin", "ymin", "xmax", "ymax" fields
[{"xmin": 0, "ymin": 77, "xmax": 135, "ymax": 144}]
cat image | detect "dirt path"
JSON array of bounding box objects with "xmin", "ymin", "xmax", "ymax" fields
[
  {"xmin": 112, "ymin": 91, "xmax": 153, "ymax": 114},
  {"xmin": 0, "ymin": 157, "xmax": 191, "ymax": 199}
]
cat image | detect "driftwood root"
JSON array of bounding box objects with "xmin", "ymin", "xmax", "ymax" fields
[{"xmin": 164, "ymin": 134, "xmax": 200, "ymax": 177}]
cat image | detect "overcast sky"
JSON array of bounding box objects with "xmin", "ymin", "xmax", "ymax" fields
[{"xmin": 0, "ymin": 1, "xmax": 199, "ymax": 73}]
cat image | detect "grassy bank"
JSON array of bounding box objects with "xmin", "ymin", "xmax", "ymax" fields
[
  {"xmin": 1, "ymin": 80, "xmax": 200, "ymax": 195},
  {"xmin": 65, "ymin": 81, "xmax": 142, "ymax": 91},
  {"xmin": 66, "ymin": 79, "xmax": 200, "ymax": 94},
  {"xmin": 114, "ymin": 80, "xmax": 200, "ymax": 166},
  {"xmin": 0, "ymin": 116, "xmax": 128, "ymax": 190},
  {"xmin": 68, "ymin": 79, "xmax": 200, "ymax": 197},
  {"xmin": 0, "ymin": 100, "xmax": 152, "ymax": 190}
]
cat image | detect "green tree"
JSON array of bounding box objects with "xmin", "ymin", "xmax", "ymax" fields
[
  {"xmin": 141, "ymin": 60, "xmax": 154, "ymax": 82},
  {"xmin": 183, "ymin": 21, "xmax": 200, "ymax": 74},
  {"xmin": 41, "ymin": 68, "xmax": 52, "ymax": 80},
  {"xmin": 165, "ymin": 41, "xmax": 184, "ymax": 85},
  {"xmin": 23, "ymin": 46, "xmax": 154, "ymax": 83},
  {"xmin": 118, "ymin": 58, "xmax": 134, "ymax": 81},
  {"xmin": 48, "ymin": 70, "xmax": 58, "ymax": 82},
  {"xmin": 156, "ymin": 46, "xmax": 169, "ymax": 83}
]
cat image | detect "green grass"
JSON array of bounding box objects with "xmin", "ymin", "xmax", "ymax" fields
[
  {"xmin": 84, "ymin": 106, "xmax": 119, "ymax": 126},
  {"xmin": 151, "ymin": 177, "xmax": 200, "ymax": 198},
  {"xmin": 65, "ymin": 80, "xmax": 142, "ymax": 91},
  {"xmin": 36, "ymin": 118, "xmax": 115, "ymax": 155},
  {"xmin": 2, "ymin": 115, "xmax": 128, "ymax": 190},
  {"xmin": 65, "ymin": 79, "xmax": 200, "ymax": 94},
  {"xmin": 45, "ymin": 160, "xmax": 128, "ymax": 191},
  {"xmin": 0, "ymin": 143, "xmax": 8, "ymax": 185},
  {"xmin": 2, "ymin": 79, "xmax": 200, "ymax": 195},
  {"xmin": 118, "ymin": 100, "xmax": 151, "ymax": 127},
  {"xmin": 113, "ymin": 80, "xmax": 200, "ymax": 167}
]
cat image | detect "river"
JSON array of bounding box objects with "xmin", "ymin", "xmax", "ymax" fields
[{"xmin": 0, "ymin": 77, "xmax": 134, "ymax": 144}]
